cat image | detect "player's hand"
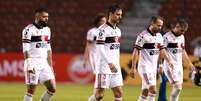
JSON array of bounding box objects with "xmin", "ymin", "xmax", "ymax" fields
[
  {"xmin": 189, "ymin": 66, "xmax": 196, "ymax": 81},
  {"xmin": 28, "ymin": 68, "xmax": 35, "ymax": 74},
  {"xmin": 168, "ymin": 61, "xmax": 174, "ymax": 70},
  {"xmin": 108, "ymin": 63, "xmax": 117, "ymax": 73},
  {"xmin": 129, "ymin": 68, "xmax": 137, "ymax": 78}
]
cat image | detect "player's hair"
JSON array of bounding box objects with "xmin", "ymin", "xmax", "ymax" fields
[
  {"xmin": 150, "ymin": 16, "xmax": 164, "ymax": 24},
  {"xmin": 173, "ymin": 19, "xmax": 188, "ymax": 28},
  {"xmin": 108, "ymin": 4, "xmax": 122, "ymax": 14},
  {"xmin": 34, "ymin": 7, "xmax": 48, "ymax": 15},
  {"xmin": 94, "ymin": 13, "xmax": 106, "ymax": 27}
]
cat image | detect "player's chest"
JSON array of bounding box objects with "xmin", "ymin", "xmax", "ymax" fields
[{"xmin": 143, "ymin": 34, "xmax": 162, "ymax": 43}]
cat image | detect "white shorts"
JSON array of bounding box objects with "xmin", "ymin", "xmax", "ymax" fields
[
  {"xmin": 24, "ymin": 58, "xmax": 55, "ymax": 85},
  {"xmin": 94, "ymin": 74, "xmax": 123, "ymax": 89},
  {"xmin": 164, "ymin": 68, "xmax": 183, "ymax": 85},
  {"xmin": 138, "ymin": 66, "xmax": 157, "ymax": 89}
]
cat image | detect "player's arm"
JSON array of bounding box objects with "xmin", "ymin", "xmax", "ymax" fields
[
  {"xmin": 22, "ymin": 28, "xmax": 34, "ymax": 73},
  {"xmin": 96, "ymin": 29, "xmax": 117, "ymax": 73},
  {"xmin": 182, "ymin": 49, "xmax": 195, "ymax": 69},
  {"xmin": 130, "ymin": 47, "xmax": 140, "ymax": 78},
  {"xmin": 160, "ymin": 48, "xmax": 174, "ymax": 69},
  {"xmin": 84, "ymin": 31, "xmax": 94, "ymax": 67},
  {"xmin": 47, "ymin": 33, "xmax": 54, "ymax": 73}
]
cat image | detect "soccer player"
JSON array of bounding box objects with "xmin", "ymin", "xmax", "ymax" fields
[
  {"xmin": 88, "ymin": 4, "xmax": 123, "ymax": 101},
  {"xmin": 163, "ymin": 19, "xmax": 195, "ymax": 101},
  {"xmin": 22, "ymin": 8, "xmax": 56, "ymax": 101},
  {"xmin": 83, "ymin": 13, "xmax": 106, "ymax": 72},
  {"xmin": 129, "ymin": 16, "xmax": 174, "ymax": 101}
]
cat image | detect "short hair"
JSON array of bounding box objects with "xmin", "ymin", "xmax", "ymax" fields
[
  {"xmin": 108, "ymin": 4, "xmax": 122, "ymax": 14},
  {"xmin": 173, "ymin": 19, "xmax": 188, "ymax": 28},
  {"xmin": 34, "ymin": 7, "xmax": 48, "ymax": 15},
  {"xmin": 150, "ymin": 16, "xmax": 164, "ymax": 24},
  {"xmin": 94, "ymin": 13, "xmax": 106, "ymax": 27}
]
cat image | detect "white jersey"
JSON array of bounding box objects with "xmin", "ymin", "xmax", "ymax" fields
[
  {"xmin": 22, "ymin": 23, "xmax": 51, "ymax": 58},
  {"xmin": 163, "ymin": 31, "xmax": 185, "ymax": 70},
  {"xmin": 86, "ymin": 27, "xmax": 98, "ymax": 73},
  {"xmin": 95, "ymin": 22, "xmax": 121, "ymax": 74},
  {"xmin": 134, "ymin": 29, "xmax": 164, "ymax": 72}
]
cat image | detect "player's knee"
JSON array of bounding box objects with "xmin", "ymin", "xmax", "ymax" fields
[
  {"xmin": 114, "ymin": 89, "xmax": 123, "ymax": 98},
  {"xmin": 149, "ymin": 86, "xmax": 156, "ymax": 94},
  {"xmin": 48, "ymin": 87, "xmax": 56, "ymax": 93},
  {"xmin": 27, "ymin": 85, "xmax": 37, "ymax": 94},
  {"xmin": 142, "ymin": 89, "xmax": 149, "ymax": 96},
  {"xmin": 95, "ymin": 94, "xmax": 104, "ymax": 101}
]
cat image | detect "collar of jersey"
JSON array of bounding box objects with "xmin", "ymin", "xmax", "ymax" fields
[
  {"xmin": 106, "ymin": 22, "xmax": 116, "ymax": 29},
  {"xmin": 147, "ymin": 28, "xmax": 156, "ymax": 36},
  {"xmin": 171, "ymin": 30, "xmax": 181, "ymax": 37},
  {"xmin": 33, "ymin": 22, "xmax": 43, "ymax": 29}
]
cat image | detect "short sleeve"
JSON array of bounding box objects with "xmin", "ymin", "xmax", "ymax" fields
[
  {"xmin": 22, "ymin": 28, "xmax": 32, "ymax": 43},
  {"xmin": 134, "ymin": 34, "xmax": 144, "ymax": 49}
]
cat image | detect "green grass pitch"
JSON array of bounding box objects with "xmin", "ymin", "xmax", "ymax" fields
[{"xmin": 0, "ymin": 83, "xmax": 200, "ymax": 101}]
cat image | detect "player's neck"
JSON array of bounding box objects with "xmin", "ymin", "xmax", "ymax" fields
[{"xmin": 107, "ymin": 21, "xmax": 117, "ymax": 29}]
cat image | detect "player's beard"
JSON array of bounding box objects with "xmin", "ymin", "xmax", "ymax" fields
[{"xmin": 38, "ymin": 20, "xmax": 48, "ymax": 27}]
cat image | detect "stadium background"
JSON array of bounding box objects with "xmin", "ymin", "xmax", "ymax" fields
[{"xmin": 0, "ymin": 0, "xmax": 201, "ymax": 101}]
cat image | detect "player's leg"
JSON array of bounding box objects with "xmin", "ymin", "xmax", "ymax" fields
[
  {"xmin": 23, "ymin": 70, "xmax": 39, "ymax": 101},
  {"xmin": 170, "ymin": 82, "xmax": 182, "ymax": 101},
  {"xmin": 147, "ymin": 72, "xmax": 157, "ymax": 101},
  {"xmin": 40, "ymin": 79, "xmax": 56, "ymax": 101},
  {"xmin": 39, "ymin": 65, "xmax": 56, "ymax": 101},
  {"xmin": 138, "ymin": 72, "xmax": 150, "ymax": 101},
  {"xmin": 88, "ymin": 88, "xmax": 105, "ymax": 101},
  {"xmin": 23, "ymin": 84, "xmax": 37, "ymax": 101},
  {"xmin": 111, "ymin": 86, "xmax": 123, "ymax": 101},
  {"xmin": 147, "ymin": 85, "xmax": 157, "ymax": 101},
  {"xmin": 110, "ymin": 74, "xmax": 123, "ymax": 101},
  {"xmin": 88, "ymin": 74, "xmax": 107, "ymax": 101},
  {"xmin": 170, "ymin": 70, "xmax": 183, "ymax": 101}
]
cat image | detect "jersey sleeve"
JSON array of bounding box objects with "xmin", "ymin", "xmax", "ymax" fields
[
  {"xmin": 86, "ymin": 29, "xmax": 95, "ymax": 42},
  {"xmin": 95, "ymin": 29, "xmax": 112, "ymax": 64},
  {"xmin": 22, "ymin": 28, "xmax": 32, "ymax": 52},
  {"xmin": 134, "ymin": 34, "xmax": 144, "ymax": 50}
]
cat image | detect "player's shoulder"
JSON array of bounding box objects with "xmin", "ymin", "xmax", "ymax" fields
[
  {"xmin": 88, "ymin": 27, "xmax": 97, "ymax": 33},
  {"xmin": 138, "ymin": 30, "xmax": 148, "ymax": 37},
  {"xmin": 163, "ymin": 31, "xmax": 171, "ymax": 37},
  {"xmin": 23, "ymin": 24, "xmax": 35, "ymax": 30},
  {"xmin": 98, "ymin": 23, "xmax": 108, "ymax": 30}
]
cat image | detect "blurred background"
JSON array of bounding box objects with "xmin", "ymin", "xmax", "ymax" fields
[{"xmin": 0, "ymin": 0, "xmax": 201, "ymax": 100}]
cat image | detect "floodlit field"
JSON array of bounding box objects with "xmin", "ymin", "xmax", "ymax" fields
[{"xmin": 0, "ymin": 82, "xmax": 200, "ymax": 101}]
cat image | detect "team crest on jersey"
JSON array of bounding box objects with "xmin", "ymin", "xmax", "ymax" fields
[{"xmin": 98, "ymin": 30, "xmax": 104, "ymax": 39}]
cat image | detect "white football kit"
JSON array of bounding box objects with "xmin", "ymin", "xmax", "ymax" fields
[
  {"xmin": 163, "ymin": 31, "xmax": 185, "ymax": 85},
  {"xmin": 134, "ymin": 29, "xmax": 164, "ymax": 89},
  {"xmin": 22, "ymin": 23, "xmax": 55, "ymax": 85},
  {"xmin": 94, "ymin": 22, "xmax": 123, "ymax": 88}
]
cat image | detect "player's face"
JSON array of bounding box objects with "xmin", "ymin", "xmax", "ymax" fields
[
  {"xmin": 37, "ymin": 12, "xmax": 49, "ymax": 26},
  {"xmin": 98, "ymin": 17, "xmax": 107, "ymax": 27},
  {"xmin": 110, "ymin": 9, "xmax": 123, "ymax": 24},
  {"xmin": 175, "ymin": 24, "xmax": 188, "ymax": 35},
  {"xmin": 152, "ymin": 19, "xmax": 163, "ymax": 33}
]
